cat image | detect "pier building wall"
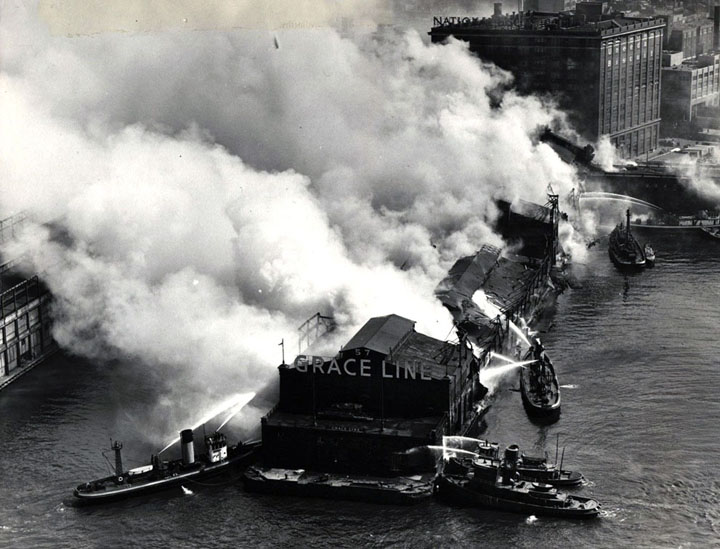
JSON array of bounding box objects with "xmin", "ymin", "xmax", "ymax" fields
[
  {"xmin": 0, "ymin": 276, "xmax": 55, "ymax": 380},
  {"xmin": 261, "ymin": 314, "xmax": 486, "ymax": 474}
]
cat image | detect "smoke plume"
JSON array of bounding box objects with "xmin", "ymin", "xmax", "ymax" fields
[{"xmin": 1, "ymin": 2, "xmax": 580, "ymax": 433}]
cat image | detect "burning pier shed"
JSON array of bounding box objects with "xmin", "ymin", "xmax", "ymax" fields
[{"xmin": 260, "ymin": 314, "xmax": 488, "ymax": 475}]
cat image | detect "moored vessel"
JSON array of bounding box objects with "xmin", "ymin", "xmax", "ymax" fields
[
  {"xmin": 434, "ymin": 446, "xmax": 599, "ymax": 519},
  {"xmin": 609, "ymin": 209, "xmax": 646, "ymax": 269},
  {"xmin": 243, "ymin": 466, "xmax": 434, "ymax": 505},
  {"xmin": 519, "ymin": 339, "xmax": 561, "ymax": 422},
  {"xmin": 73, "ymin": 430, "xmax": 260, "ymax": 504},
  {"xmin": 475, "ymin": 439, "xmax": 582, "ymax": 487}
]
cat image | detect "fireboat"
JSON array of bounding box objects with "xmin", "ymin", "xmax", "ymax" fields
[{"xmin": 73, "ymin": 429, "xmax": 260, "ymax": 503}]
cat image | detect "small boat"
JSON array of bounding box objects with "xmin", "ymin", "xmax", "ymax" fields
[
  {"xmin": 519, "ymin": 339, "xmax": 561, "ymax": 422},
  {"xmin": 73, "ymin": 429, "xmax": 260, "ymax": 504},
  {"xmin": 643, "ymin": 244, "xmax": 655, "ymax": 266},
  {"xmin": 700, "ymin": 226, "xmax": 720, "ymax": 240},
  {"xmin": 434, "ymin": 446, "xmax": 600, "ymax": 519},
  {"xmin": 609, "ymin": 209, "xmax": 646, "ymax": 269},
  {"xmin": 475, "ymin": 440, "xmax": 583, "ymax": 487}
]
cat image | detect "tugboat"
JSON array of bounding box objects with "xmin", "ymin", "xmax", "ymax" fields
[
  {"xmin": 73, "ymin": 429, "xmax": 260, "ymax": 504},
  {"xmin": 608, "ymin": 209, "xmax": 646, "ymax": 269},
  {"xmin": 519, "ymin": 339, "xmax": 561, "ymax": 422},
  {"xmin": 476, "ymin": 440, "xmax": 583, "ymax": 487},
  {"xmin": 434, "ymin": 445, "xmax": 600, "ymax": 519}
]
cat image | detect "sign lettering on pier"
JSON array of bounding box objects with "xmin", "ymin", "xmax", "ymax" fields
[{"xmin": 293, "ymin": 355, "xmax": 433, "ymax": 381}]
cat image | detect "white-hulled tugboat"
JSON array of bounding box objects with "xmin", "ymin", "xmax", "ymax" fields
[
  {"xmin": 73, "ymin": 429, "xmax": 260, "ymax": 504},
  {"xmin": 519, "ymin": 339, "xmax": 561, "ymax": 422},
  {"xmin": 434, "ymin": 445, "xmax": 600, "ymax": 519}
]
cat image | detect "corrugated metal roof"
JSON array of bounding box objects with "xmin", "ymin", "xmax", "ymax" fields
[{"xmin": 342, "ymin": 314, "xmax": 415, "ymax": 355}]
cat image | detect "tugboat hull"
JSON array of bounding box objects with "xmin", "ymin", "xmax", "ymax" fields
[
  {"xmin": 74, "ymin": 441, "xmax": 260, "ymax": 504},
  {"xmin": 434, "ymin": 474, "xmax": 599, "ymax": 519},
  {"xmin": 519, "ymin": 355, "xmax": 561, "ymax": 422},
  {"xmin": 608, "ymin": 209, "xmax": 647, "ymax": 270}
]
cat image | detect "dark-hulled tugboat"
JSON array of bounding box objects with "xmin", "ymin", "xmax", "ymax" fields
[
  {"xmin": 476, "ymin": 440, "xmax": 583, "ymax": 487},
  {"xmin": 609, "ymin": 209, "xmax": 646, "ymax": 269},
  {"xmin": 519, "ymin": 339, "xmax": 561, "ymax": 422},
  {"xmin": 73, "ymin": 429, "xmax": 260, "ymax": 504},
  {"xmin": 434, "ymin": 445, "xmax": 599, "ymax": 519}
]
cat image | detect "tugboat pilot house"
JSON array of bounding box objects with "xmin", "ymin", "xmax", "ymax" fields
[{"xmin": 261, "ymin": 314, "xmax": 487, "ymax": 474}]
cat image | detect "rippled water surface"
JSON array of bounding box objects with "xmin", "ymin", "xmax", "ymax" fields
[{"xmin": 1, "ymin": 229, "xmax": 719, "ymax": 548}]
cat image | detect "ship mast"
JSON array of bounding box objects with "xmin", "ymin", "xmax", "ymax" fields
[{"xmin": 111, "ymin": 440, "xmax": 123, "ymax": 477}]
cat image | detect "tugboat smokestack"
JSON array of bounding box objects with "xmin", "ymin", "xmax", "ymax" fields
[{"xmin": 180, "ymin": 429, "xmax": 195, "ymax": 466}]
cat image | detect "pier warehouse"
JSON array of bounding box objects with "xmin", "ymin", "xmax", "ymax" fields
[
  {"xmin": 429, "ymin": 4, "xmax": 665, "ymax": 157},
  {"xmin": 261, "ymin": 315, "xmax": 487, "ymax": 474},
  {"xmin": 0, "ymin": 213, "xmax": 56, "ymax": 391}
]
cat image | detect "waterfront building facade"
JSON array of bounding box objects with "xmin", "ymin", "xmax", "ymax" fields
[
  {"xmin": 430, "ymin": 8, "xmax": 665, "ymax": 157},
  {"xmin": 661, "ymin": 53, "xmax": 720, "ymax": 136},
  {"xmin": 0, "ymin": 213, "xmax": 57, "ymax": 390},
  {"xmin": 261, "ymin": 314, "xmax": 486, "ymax": 473}
]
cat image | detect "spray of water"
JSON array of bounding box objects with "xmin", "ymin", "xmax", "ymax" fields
[
  {"xmin": 480, "ymin": 360, "xmax": 535, "ymax": 393},
  {"xmin": 579, "ymin": 192, "xmax": 663, "ymax": 211},
  {"xmin": 216, "ymin": 393, "xmax": 257, "ymax": 431},
  {"xmin": 442, "ymin": 435, "xmax": 484, "ymax": 447},
  {"xmin": 159, "ymin": 391, "xmax": 255, "ymax": 453},
  {"xmin": 490, "ymin": 351, "xmax": 519, "ymax": 364},
  {"xmin": 472, "ymin": 292, "xmax": 530, "ymax": 347},
  {"xmin": 427, "ymin": 446, "xmax": 479, "ymax": 460},
  {"xmin": 508, "ymin": 319, "xmax": 531, "ymax": 347}
]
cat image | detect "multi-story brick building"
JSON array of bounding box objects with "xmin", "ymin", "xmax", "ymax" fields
[
  {"xmin": 430, "ymin": 3, "xmax": 665, "ymax": 157},
  {"xmin": 661, "ymin": 52, "xmax": 720, "ymax": 136}
]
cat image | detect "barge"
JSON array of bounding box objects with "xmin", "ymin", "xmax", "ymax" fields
[{"xmin": 244, "ymin": 466, "xmax": 434, "ymax": 505}]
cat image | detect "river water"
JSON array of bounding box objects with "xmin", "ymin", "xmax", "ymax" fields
[{"xmin": 1, "ymin": 228, "xmax": 719, "ymax": 548}]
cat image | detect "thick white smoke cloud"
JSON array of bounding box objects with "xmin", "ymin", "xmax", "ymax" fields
[{"xmin": 1, "ymin": 3, "xmax": 579, "ymax": 434}]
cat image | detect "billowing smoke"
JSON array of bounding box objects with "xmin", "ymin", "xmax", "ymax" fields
[
  {"xmin": 0, "ymin": 2, "xmax": 579, "ymax": 435},
  {"xmin": 668, "ymin": 151, "xmax": 720, "ymax": 207}
]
